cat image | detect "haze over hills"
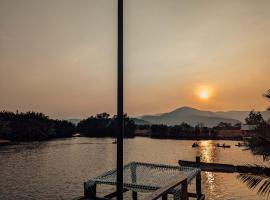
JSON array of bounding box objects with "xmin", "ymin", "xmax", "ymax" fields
[
  {"xmin": 66, "ymin": 107, "xmax": 270, "ymax": 127},
  {"xmin": 215, "ymin": 110, "xmax": 270, "ymax": 123},
  {"xmin": 140, "ymin": 107, "xmax": 270, "ymax": 127}
]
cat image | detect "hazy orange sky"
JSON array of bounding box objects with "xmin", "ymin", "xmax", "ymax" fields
[{"xmin": 0, "ymin": 0, "xmax": 270, "ymax": 119}]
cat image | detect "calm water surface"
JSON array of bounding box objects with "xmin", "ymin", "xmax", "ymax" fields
[{"xmin": 0, "ymin": 137, "xmax": 269, "ymax": 200}]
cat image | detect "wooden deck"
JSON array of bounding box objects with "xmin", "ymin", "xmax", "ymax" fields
[{"xmin": 0, "ymin": 139, "xmax": 11, "ymax": 146}]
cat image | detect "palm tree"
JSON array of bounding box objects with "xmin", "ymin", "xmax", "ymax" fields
[{"xmin": 238, "ymin": 90, "xmax": 270, "ymax": 196}]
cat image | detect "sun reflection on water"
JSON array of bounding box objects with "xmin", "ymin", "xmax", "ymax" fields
[
  {"xmin": 198, "ymin": 140, "xmax": 216, "ymax": 163},
  {"xmin": 197, "ymin": 140, "xmax": 217, "ymax": 198}
]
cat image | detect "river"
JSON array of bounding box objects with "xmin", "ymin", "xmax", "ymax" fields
[{"xmin": 0, "ymin": 137, "xmax": 268, "ymax": 200}]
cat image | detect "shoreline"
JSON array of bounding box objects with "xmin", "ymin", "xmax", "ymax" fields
[{"xmin": 0, "ymin": 136, "xmax": 243, "ymax": 145}]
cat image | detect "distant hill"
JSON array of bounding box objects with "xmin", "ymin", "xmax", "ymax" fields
[
  {"xmin": 131, "ymin": 118, "xmax": 151, "ymax": 125},
  {"xmin": 215, "ymin": 110, "xmax": 270, "ymax": 123},
  {"xmin": 141, "ymin": 107, "xmax": 241, "ymax": 127},
  {"xmin": 66, "ymin": 108, "xmax": 270, "ymax": 127}
]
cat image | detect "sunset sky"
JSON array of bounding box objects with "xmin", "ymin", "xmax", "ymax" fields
[{"xmin": 0, "ymin": 0, "xmax": 270, "ymax": 119}]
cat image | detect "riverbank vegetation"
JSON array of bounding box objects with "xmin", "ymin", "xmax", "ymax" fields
[
  {"xmin": 238, "ymin": 89, "xmax": 270, "ymax": 196},
  {"xmin": 77, "ymin": 113, "xmax": 136, "ymax": 138},
  {"xmin": 0, "ymin": 111, "xmax": 76, "ymax": 141},
  {"xmin": 0, "ymin": 111, "xmax": 136, "ymax": 141},
  {"xmin": 137, "ymin": 122, "xmax": 241, "ymax": 140},
  {"xmin": 1, "ymin": 89, "xmax": 269, "ymax": 142}
]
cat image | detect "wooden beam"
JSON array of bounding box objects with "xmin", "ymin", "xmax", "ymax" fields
[
  {"xmin": 142, "ymin": 176, "xmax": 188, "ymax": 200},
  {"xmin": 179, "ymin": 159, "xmax": 270, "ymax": 176},
  {"xmin": 104, "ymin": 188, "xmax": 129, "ymax": 199}
]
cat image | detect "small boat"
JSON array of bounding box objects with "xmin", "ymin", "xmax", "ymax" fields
[
  {"xmin": 72, "ymin": 133, "xmax": 81, "ymax": 137},
  {"xmin": 112, "ymin": 140, "xmax": 117, "ymax": 144},
  {"xmin": 235, "ymin": 142, "xmax": 244, "ymax": 147},
  {"xmin": 217, "ymin": 143, "xmax": 231, "ymax": 148},
  {"xmin": 192, "ymin": 142, "xmax": 199, "ymax": 148}
]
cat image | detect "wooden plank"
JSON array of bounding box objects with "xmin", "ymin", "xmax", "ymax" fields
[
  {"xmin": 104, "ymin": 188, "xmax": 129, "ymax": 199},
  {"xmin": 142, "ymin": 176, "xmax": 188, "ymax": 200},
  {"xmin": 188, "ymin": 192, "xmax": 197, "ymax": 198},
  {"xmin": 161, "ymin": 194, "xmax": 167, "ymax": 200},
  {"xmin": 179, "ymin": 160, "xmax": 270, "ymax": 175},
  {"xmin": 179, "ymin": 160, "xmax": 236, "ymax": 173},
  {"xmin": 180, "ymin": 178, "xmax": 188, "ymax": 200},
  {"xmin": 188, "ymin": 193, "xmax": 206, "ymax": 199},
  {"xmin": 0, "ymin": 139, "xmax": 11, "ymax": 146},
  {"xmin": 200, "ymin": 194, "xmax": 206, "ymax": 200}
]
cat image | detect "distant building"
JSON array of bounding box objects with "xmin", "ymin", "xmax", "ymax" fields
[
  {"xmin": 241, "ymin": 124, "xmax": 257, "ymax": 137},
  {"xmin": 241, "ymin": 124, "xmax": 257, "ymax": 131},
  {"xmin": 216, "ymin": 129, "xmax": 242, "ymax": 139}
]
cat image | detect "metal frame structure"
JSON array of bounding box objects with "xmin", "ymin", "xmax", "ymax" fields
[{"xmin": 84, "ymin": 162, "xmax": 201, "ymax": 200}]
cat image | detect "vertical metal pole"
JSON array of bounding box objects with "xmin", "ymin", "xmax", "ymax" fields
[{"xmin": 117, "ymin": 0, "xmax": 124, "ymax": 200}]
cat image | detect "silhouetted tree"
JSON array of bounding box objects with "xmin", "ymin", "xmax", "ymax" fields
[
  {"xmin": 137, "ymin": 124, "xmax": 151, "ymax": 130},
  {"xmin": 77, "ymin": 113, "xmax": 135, "ymax": 138},
  {"xmin": 77, "ymin": 113, "xmax": 111, "ymax": 137},
  {"xmin": 123, "ymin": 114, "xmax": 136, "ymax": 138},
  {"xmin": 151, "ymin": 124, "xmax": 169, "ymax": 138},
  {"xmin": 54, "ymin": 120, "xmax": 76, "ymax": 138},
  {"xmin": 245, "ymin": 111, "xmax": 265, "ymax": 125},
  {"xmin": 0, "ymin": 111, "xmax": 76, "ymax": 141},
  {"xmin": 234, "ymin": 123, "xmax": 242, "ymax": 130},
  {"xmin": 239, "ymin": 90, "xmax": 270, "ymax": 196},
  {"xmin": 169, "ymin": 123, "xmax": 194, "ymax": 138}
]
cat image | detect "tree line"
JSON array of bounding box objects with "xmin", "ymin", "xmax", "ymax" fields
[
  {"xmin": 0, "ymin": 111, "xmax": 136, "ymax": 141},
  {"xmin": 244, "ymin": 110, "xmax": 270, "ymax": 139},
  {"xmin": 1, "ymin": 93, "xmax": 269, "ymax": 142},
  {"xmin": 77, "ymin": 112, "xmax": 136, "ymax": 138},
  {"xmin": 137, "ymin": 121, "xmax": 241, "ymax": 140},
  {"xmin": 0, "ymin": 111, "xmax": 76, "ymax": 141}
]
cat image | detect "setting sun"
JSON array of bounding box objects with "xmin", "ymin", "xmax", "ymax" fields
[
  {"xmin": 199, "ymin": 90, "xmax": 209, "ymax": 100},
  {"xmin": 196, "ymin": 86, "xmax": 213, "ymax": 101}
]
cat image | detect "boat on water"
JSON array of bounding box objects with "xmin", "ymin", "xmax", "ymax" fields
[
  {"xmin": 192, "ymin": 142, "xmax": 199, "ymax": 148},
  {"xmin": 235, "ymin": 142, "xmax": 245, "ymax": 147},
  {"xmin": 217, "ymin": 143, "xmax": 231, "ymax": 148},
  {"xmin": 72, "ymin": 133, "xmax": 81, "ymax": 137},
  {"xmin": 235, "ymin": 142, "xmax": 248, "ymax": 147},
  {"xmin": 112, "ymin": 140, "xmax": 117, "ymax": 144}
]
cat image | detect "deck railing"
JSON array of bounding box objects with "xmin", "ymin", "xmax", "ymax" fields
[{"xmin": 143, "ymin": 176, "xmax": 188, "ymax": 200}]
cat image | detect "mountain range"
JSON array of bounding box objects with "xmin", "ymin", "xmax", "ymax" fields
[
  {"xmin": 140, "ymin": 106, "xmax": 270, "ymax": 127},
  {"xmin": 67, "ymin": 107, "xmax": 270, "ymax": 128}
]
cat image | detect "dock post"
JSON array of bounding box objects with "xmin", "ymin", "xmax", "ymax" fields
[
  {"xmin": 180, "ymin": 179, "xmax": 188, "ymax": 200},
  {"xmin": 84, "ymin": 182, "xmax": 97, "ymax": 199},
  {"xmin": 162, "ymin": 194, "xmax": 168, "ymax": 200},
  {"xmin": 131, "ymin": 164, "xmax": 138, "ymax": 200},
  {"xmin": 195, "ymin": 156, "xmax": 202, "ymax": 200}
]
